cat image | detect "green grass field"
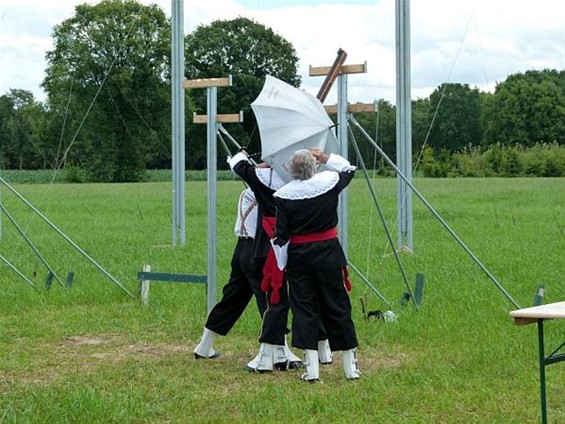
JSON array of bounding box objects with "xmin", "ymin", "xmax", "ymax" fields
[{"xmin": 1, "ymin": 177, "xmax": 564, "ymax": 423}]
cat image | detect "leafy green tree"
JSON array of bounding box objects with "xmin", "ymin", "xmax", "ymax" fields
[
  {"xmin": 42, "ymin": 0, "xmax": 171, "ymax": 182},
  {"xmin": 0, "ymin": 89, "xmax": 47, "ymax": 169},
  {"xmin": 426, "ymin": 83, "xmax": 481, "ymax": 152},
  {"xmin": 0, "ymin": 94, "xmax": 15, "ymax": 168},
  {"xmin": 184, "ymin": 17, "xmax": 301, "ymax": 168},
  {"xmin": 411, "ymin": 97, "xmax": 432, "ymax": 170},
  {"xmin": 483, "ymin": 70, "xmax": 565, "ymax": 146},
  {"xmin": 478, "ymin": 91, "xmax": 495, "ymax": 146},
  {"xmin": 350, "ymin": 99, "xmax": 395, "ymax": 172}
]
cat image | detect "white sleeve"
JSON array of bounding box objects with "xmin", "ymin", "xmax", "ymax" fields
[
  {"xmin": 227, "ymin": 152, "xmax": 250, "ymax": 170},
  {"xmin": 270, "ymin": 239, "xmax": 289, "ymax": 271},
  {"xmin": 325, "ymin": 153, "xmax": 356, "ymax": 172}
]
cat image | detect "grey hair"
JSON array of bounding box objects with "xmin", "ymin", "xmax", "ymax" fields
[{"xmin": 289, "ymin": 149, "xmax": 317, "ymax": 180}]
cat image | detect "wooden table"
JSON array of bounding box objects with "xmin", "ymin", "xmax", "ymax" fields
[{"xmin": 510, "ymin": 301, "xmax": 565, "ymax": 424}]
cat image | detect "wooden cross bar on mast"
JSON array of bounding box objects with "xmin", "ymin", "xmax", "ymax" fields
[
  {"xmin": 323, "ymin": 103, "xmax": 376, "ymax": 114},
  {"xmin": 184, "ymin": 77, "xmax": 243, "ymax": 124},
  {"xmin": 192, "ymin": 112, "xmax": 243, "ymax": 124}
]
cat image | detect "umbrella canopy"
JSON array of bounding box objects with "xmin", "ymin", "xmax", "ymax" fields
[{"xmin": 251, "ymin": 75, "xmax": 339, "ymax": 182}]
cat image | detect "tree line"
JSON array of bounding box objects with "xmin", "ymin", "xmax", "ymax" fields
[{"xmin": 1, "ymin": 0, "xmax": 564, "ymax": 182}]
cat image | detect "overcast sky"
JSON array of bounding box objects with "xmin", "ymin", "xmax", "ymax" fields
[{"xmin": 0, "ymin": 0, "xmax": 564, "ymax": 105}]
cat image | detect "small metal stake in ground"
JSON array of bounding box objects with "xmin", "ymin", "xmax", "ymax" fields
[
  {"xmin": 401, "ymin": 273, "xmax": 425, "ymax": 307},
  {"xmin": 533, "ymin": 284, "xmax": 545, "ymax": 306},
  {"xmin": 66, "ymin": 272, "xmax": 75, "ymax": 288}
]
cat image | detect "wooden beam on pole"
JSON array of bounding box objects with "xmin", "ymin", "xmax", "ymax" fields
[
  {"xmin": 192, "ymin": 112, "xmax": 243, "ymax": 124},
  {"xmin": 324, "ymin": 103, "xmax": 376, "ymax": 114},
  {"xmin": 183, "ymin": 76, "xmax": 232, "ymax": 89},
  {"xmin": 309, "ymin": 63, "xmax": 367, "ymax": 77}
]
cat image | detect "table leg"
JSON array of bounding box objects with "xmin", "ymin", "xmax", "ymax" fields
[{"xmin": 538, "ymin": 318, "xmax": 547, "ymax": 424}]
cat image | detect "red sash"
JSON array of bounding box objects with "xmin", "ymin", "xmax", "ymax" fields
[
  {"xmin": 290, "ymin": 228, "xmax": 337, "ymax": 244},
  {"xmin": 260, "ymin": 216, "xmax": 284, "ymax": 305}
]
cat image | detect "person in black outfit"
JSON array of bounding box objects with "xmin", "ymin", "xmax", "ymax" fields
[
  {"xmin": 194, "ymin": 188, "xmax": 265, "ymax": 358},
  {"xmin": 272, "ymin": 147, "xmax": 360, "ymax": 382},
  {"xmin": 224, "ymin": 151, "xmax": 305, "ymax": 371},
  {"xmin": 194, "ymin": 185, "xmax": 302, "ymax": 369}
]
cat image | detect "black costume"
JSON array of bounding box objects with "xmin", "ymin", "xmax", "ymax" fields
[
  {"xmin": 204, "ymin": 188, "xmax": 267, "ymax": 335},
  {"xmin": 228, "ymin": 152, "xmax": 289, "ymax": 346},
  {"xmin": 273, "ymin": 154, "xmax": 358, "ymax": 351}
]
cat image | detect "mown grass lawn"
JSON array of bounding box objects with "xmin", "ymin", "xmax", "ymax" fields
[{"xmin": 1, "ymin": 177, "xmax": 564, "ymax": 423}]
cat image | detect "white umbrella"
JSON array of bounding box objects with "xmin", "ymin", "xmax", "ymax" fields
[{"xmin": 251, "ymin": 75, "xmax": 340, "ymax": 182}]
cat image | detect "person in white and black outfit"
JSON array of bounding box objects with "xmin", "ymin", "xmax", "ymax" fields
[
  {"xmin": 225, "ymin": 150, "xmax": 306, "ymax": 372},
  {"xmin": 194, "ymin": 188, "xmax": 266, "ymax": 358},
  {"xmin": 272, "ymin": 147, "xmax": 360, "ymax": 382},
  {"xmin": 194, "ymin": 186, "xmax": 302, "ymax": 369}
]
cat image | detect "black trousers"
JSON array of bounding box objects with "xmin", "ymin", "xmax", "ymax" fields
[
  {"xmin": 205, "ymin": 238, "xmax": 266, "ymax": 335},
  {"xmin": 287, "ymin": 267, "xmax": 358, "ymax": 351},
  {"xmin": 205, "ymin": 238, "xmax": 290, "ymax": 346},
  {"xmin": 257, "ymin": 278, "xmax": 290, "ymax": 345}
]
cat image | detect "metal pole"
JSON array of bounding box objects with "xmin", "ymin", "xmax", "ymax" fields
[
  {"xmin": 349, "ymin": 117, "xmax": 520, "ymax": 309},
  {"xmin": 0, "ymin": 254, "xmax": 36, "ymax": 288},
  {"xmin": 538, "ymin": 319, "xmax": 548, "ymax": 424},
  {"xmin": 347, "ymin": 261, "xmax": 392, "ymax": 309},
  {"xmin": 337, "ymin": 74, "xmax": 348, "ymax": 255},
  {"xmin": 171, "ymin": 0, "xmax": 185, "ymax": 245},
  {"xmin": 218, "ymin": 125, "xmax": 257, "ymax": 166},
  {"xmin": 0, "ymin": 177, "xmax": 134, "ymax": 298},
  {"xmin": 0, "ymin": 204, "xmax": 64, "ymax": 287},
  {"xmin": 206, "ymin": 87, "xmax": 218, "ymax": 313},
  {"xmin": 395, "ymin": 0, "xmax": 413, "ymax": 249},
  {"xmin": 349, "ymin": 127, "xmax": 417, "ymax": 307}
]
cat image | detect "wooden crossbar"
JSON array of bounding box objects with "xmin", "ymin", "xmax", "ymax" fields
[
  {"xmin": 309, "ymin": 63, "xmax": 367, "ymax": 76},
  {"xmin": 192, "ymin": 112, "xmax": 243, "ymax": 124},
  {"xmin": 137, "ymin": 271, "xmax": 207, "ymax": 284},
  {"xmin": 138, "ymin": 265, "xmax": 207, "ymax": 306},
  {"xmin": 183, "ymin": 77, "xmax": 232, "ymax": 89},
  {"xmin": 324, "ymin": 103, "xmax": 376, "ymax": 114}
]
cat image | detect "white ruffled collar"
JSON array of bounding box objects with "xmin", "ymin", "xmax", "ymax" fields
[
  {"xmin": 255, "ymin": 168, "xmax": 285, "ymax": 190},
  {"xmin": 274, "ymin": 171, "xmax": 339, "ymax": 200}
]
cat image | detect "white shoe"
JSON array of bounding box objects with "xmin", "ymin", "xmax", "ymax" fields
[
  {"xmin": 245, "ymin": 350, "xmax": 262, "ymax": 370},
  {"xmin": 194, "ymin": 328, "xmax": 219, "ymax": 359},
  {"xmin": 301, "ymin": 349, "xmax": 319, "ymax": 382},
  {"xmin": 274, "ymin": 346, "xmax": 290, "ymax": 371},
  {"xmin": 257, "ymin": 343, "xmax": 275, "ymax": 372},
  {"xmin": 342, "ymin": 349, "xmax": 361, "ymax": 379}
]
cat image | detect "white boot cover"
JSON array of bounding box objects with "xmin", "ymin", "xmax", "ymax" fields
[
  {"xmin": 274, "ymin": 346, "xmax": 290, "ymax": 370},
  {"xmin": 342, "ymin": 349, "xmax": 361, "ymax": 379},
  {"xmin": 283, "ymin": 336, "xmax": 303, "ymax": 364},
  {"xmin": 318, "ymin": 339, "xmax": 333, "ymax": 364},
  {"xmin": 194, "ymin": 328, "xmax": 218, "ymax": 358},
  {"xmin": 301, "ymin": 349, "xmax": 320, "ymax": 382},
  {"xmin": 246, "ymin": 350, "xmax": 262, "ymax": 370},
  {"xmin": 256, "ymin": 343, "xmax": 274, "ymax": 372}
]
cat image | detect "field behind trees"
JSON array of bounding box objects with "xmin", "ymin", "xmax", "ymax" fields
[{"xmin": 0, "ymin": 177, "xmax": 564, "ymax": 423}]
